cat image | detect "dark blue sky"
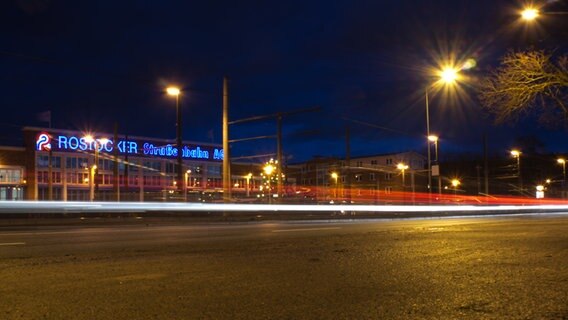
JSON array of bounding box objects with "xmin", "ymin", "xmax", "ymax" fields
[{"xmin": 1, "ymin": 0, "xmax": 567, "ymax": 162}]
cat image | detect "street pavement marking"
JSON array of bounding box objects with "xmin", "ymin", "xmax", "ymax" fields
[
  {"xmin": 0, "ymin": 242, "xmax": 26, "ymax": 246},
  {"xmin": 272, "ymin": 227, "xmax": 341, "ymax": 233}
]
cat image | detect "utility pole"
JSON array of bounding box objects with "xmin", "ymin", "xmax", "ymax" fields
[{"xmin": 222, "ymin": 76, "xmax": 231, "ymax": 202}]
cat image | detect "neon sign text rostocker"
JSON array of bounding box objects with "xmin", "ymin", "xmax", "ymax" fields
[{"xmin": 36, "ymin": 133, "xmax": 223, "ymax": 161}]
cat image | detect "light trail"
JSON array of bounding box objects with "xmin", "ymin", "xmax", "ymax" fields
[
  {"xmin": 0, "ymin": 242, "xmax": 26, "ymax": 246},
  {"xmin": 1, "ymin": 201, "xmax": 568, "ymax": 215},
  {"xmin": 272, "ymin": 227, "xmax": 341, "ymax": 233}
]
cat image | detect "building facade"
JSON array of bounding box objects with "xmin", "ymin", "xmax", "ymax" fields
[
  {"xmin": 291, "ymin": 151, "xmax": 427, "ymax": 203},
  {"xmin": 0, "ymin": 127, "xmax": 229, "ymax": 201}
]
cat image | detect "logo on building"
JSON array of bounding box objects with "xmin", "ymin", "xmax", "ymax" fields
[{"xmin": 36, "ymin": 133, "xmax": 52, "ymax": 151}]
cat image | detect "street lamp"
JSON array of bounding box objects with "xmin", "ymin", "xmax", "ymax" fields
[
  {"xmin": 396, "ymin": 163, "xmax": 408, "ymax": 188},
  {"xmin": 84, "ymin": 135, "xmax": 109, "ymax": 201},
  {"xmin": 451, "ymin": 178, "xmax": 460, "ymax": 197},
  {"xmin": 511, "ymin": 149, "xmax": 522, "ymax": 195},
  {"xmin": 428, "ymin": 135, "xmax": 442, "ymax": 195},
  {"xmin": 245, "ymin": 173, "xmax": 253, "ymax": 197},
  {"xmin": 521, "ymin": 7, "xmax": 539, "ymax": 21},
  {"xmin": 167, "ymin": 86, "xmax": 183, "ymax": 193},
  {"xmin": 184, "ymin": 169, "xmax": 191, "ymax": 201},
  {"xmin": 558, "ymin": 158, "xmax": 566, "ymax": 198},
  {"xmin": 397, "ymin": 163, "xmax": 409, "ymax": 203},
  {"xmin": 263, "ymin": 163, "xmax": 275, "ymax": 204},
  {"xmin": 331, "ymin": 172, "xmax": 339, "ymax": 199},
  {"xmin": 426, "ymin": 66, "xmax": 459, "ymax": 196}
]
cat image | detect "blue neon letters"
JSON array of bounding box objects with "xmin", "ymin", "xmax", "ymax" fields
[{"xmin": 48, "ymin": 134, "xmax": 223, "ymax": 161}]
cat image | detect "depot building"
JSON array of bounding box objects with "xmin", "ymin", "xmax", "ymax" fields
[{"xmin": 0, "ymin": 127, "xmax": 224, "ymax": 201}]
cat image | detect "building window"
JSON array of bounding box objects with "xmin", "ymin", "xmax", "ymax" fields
[
  {"xmin": 370, "ymin": 173, "xmax": 376, "ymax": 181},
  {"xmin": 371, "ymin": 160, "xmax": 377, "ymax": 165},
  {"xmin": 355, "ymin": 174, "xmax": 362, "ymax": 182},
  {"xmin": 385, "ymin": 186, "xmax": 392, "ymax": 194},
  {"xmin": 0, "ymin": 169, "xmax": 22, "ymax": 184},
  {"xmin": 37, "ymin": 155, "xmax": 49, "ymax": 168},
  {"xmin": 356, "ymin": 161, "xmax": 363, "ymax": 167},
  {"xmin": 66, "ymin": 157, "xmax": 77, "ymax": 169},
  {"xmin": 385, "ymin": 173, "xmax": 393, "ymax": 180},
  {"xmin": 386, "ymin": 158, "xmax": 393, "ymax": 165}
]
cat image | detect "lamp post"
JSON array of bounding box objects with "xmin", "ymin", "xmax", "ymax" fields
[
  {"xmin": 451, "ymin": 179, "xmax": 460, "ymax": 197},
  {"xmin": 397, "ymin": 163, "xmax": 409, "ymax": 204},
  {"xmin": 428, "ymin": 135, "xmax": 441, "ymax": 195},
  {"xmin": 511, "ymin": 150, "xmax": 522, "ymax": 195},
  {"xmin": 167, "ymin": 86, "xmax": 183, "ymax": 193},
  {"xmin": 84, "ymin": 135, "xmax": 109, "ymax": 201},
  {"xmin": 245, "ymin": 173, "xmax": 253, "ymax": 197},
  {"xmin": 426, "ymin": 67, "xmax": 458, "ymax": 196},
  {"xmin": 184, "ymin": 169, "xmax": 191, "ymax": 201},
  {"xmin": 558, "ymin": 158, "xmax": 566, "ymax": 198},
  {"xmin": 330, "ymin": 172, "xmax": 338, "ymax": 199},
  {"xmin": 263, "ymin": 163, "xmax": 275, "ymax": 204}
]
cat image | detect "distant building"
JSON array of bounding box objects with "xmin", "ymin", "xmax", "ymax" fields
[{"xmin": 289, "ymin": 151, "xmax": 427, "ymax": 203}]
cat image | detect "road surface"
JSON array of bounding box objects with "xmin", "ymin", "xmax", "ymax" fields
[{"xmin": 1, "ymin": 214, "xmax": 568, "ymax": 319}]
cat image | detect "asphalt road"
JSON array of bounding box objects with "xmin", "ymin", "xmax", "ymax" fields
[{"xmin": 2, "ymin": 214, "xmax": 568, "ymax": 319}]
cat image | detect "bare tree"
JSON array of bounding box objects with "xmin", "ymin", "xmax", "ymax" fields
[{"xmin": 479, "ymin": 50, "xmax": 568, "ymax": 125}]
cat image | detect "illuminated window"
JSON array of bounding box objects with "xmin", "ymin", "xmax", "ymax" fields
[{"xmin": 0, "ymin": 169, "xmax": 22, "ymax": 184}]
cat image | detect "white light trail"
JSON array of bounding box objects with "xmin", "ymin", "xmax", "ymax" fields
[{"xmin": 1, "ymin": 201, "xmax": 568, "ymax": 215}]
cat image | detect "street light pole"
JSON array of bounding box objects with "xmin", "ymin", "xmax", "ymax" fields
[
  {"xmin": 331, "ymin": 172, "xmax": 338, "ymax": 200},
  {"xmin": 167, "ymin": 87, "xmax": 183, "ymax": 193},
  {"xmin": 425, "ymin": 89, "xmax": 432, "ymax": 196},
  {"xmin": 84, "ymin": 135, "xmax": 108, "ymax": 201},
  {"xmin": 424, "ymin": 67, "xmax": 459, "ymax": 197},
  {"xmin": 511, "ymin": 150, "xmax": 522, "ymax": 195},
  {"xmin": 428, "ymin": 135, "xmax": 441, "ymax": 195},
  {"xmin": 558, "ymin": 158, "xmax": 566, "ymax": 198},
  {"xmin": 397, "ymin": 163, "xmax": 408, "ymax": 203},
  {"xmin": 245, "ymin": 173, "xmax": 252, "ymax": 197},
  {"xmin": 263, "ymin": 162, "xmax": 275, "ymax": 204},
  {"xmin": 184, "ymin": 169, "xmax": 191, "ymax": 201}
]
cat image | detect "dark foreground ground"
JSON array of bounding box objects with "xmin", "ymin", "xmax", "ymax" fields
[{"xmin": 1, "ymin": 214, "xmax": 568, "ymax": 319}]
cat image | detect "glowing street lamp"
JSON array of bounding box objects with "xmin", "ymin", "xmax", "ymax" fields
[
  {"xmin": 397, "ymin": 163, "xmax": 408, "ymax": 188},
  {"xmin": 84, "ymin": 135, "xmax": 109, "ymax": 201},
  {"xmin": 439, "ymin": 67, "xmax": 459, "ymax": 84},
  {"xmin": 511, "ymin": 149, "xmax": 522, "ymax": 195},
  {"xmin": 167, "ymin": 86, "xmax": 183, "ymax": 192},
  {"xmin": 245, "ymin": 173, "xmax": 253, "ymax": 197},
  {"xmin": 557, "ymin": 158, "xmax": 566, "ymax": 180},
  {"xmin": 558, "ymin": 158, "xmax": 566, "ymax": 198},
  {"xmin": 426, "ymin": 66, "xmax": 460, "ymax": 196},
  {"xmin": 331, "ymin": 172, "xmax": 339, "ymax": 199},
  {"xmin": 428, "ymin": 135, "xmax": 442, "ymax": 195},
  {"xmin": 451, "ymin": 178, "xmax": 460, "ymax": 196},
  {"xmin": 521, "ymin": 7, "xmax": 539, "ymax": 21},
  {"xmin": 263, "ymin": 163, "xmax": 275, "ymax": 203},
  {"xmin": 184, "ymin": 169, "xmax": 192, "ymax": 201}
]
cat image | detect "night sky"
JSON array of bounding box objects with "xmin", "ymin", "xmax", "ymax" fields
[{"xmin": 2, "ymin": 0, "xmax": 567, "ymax": 162}]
